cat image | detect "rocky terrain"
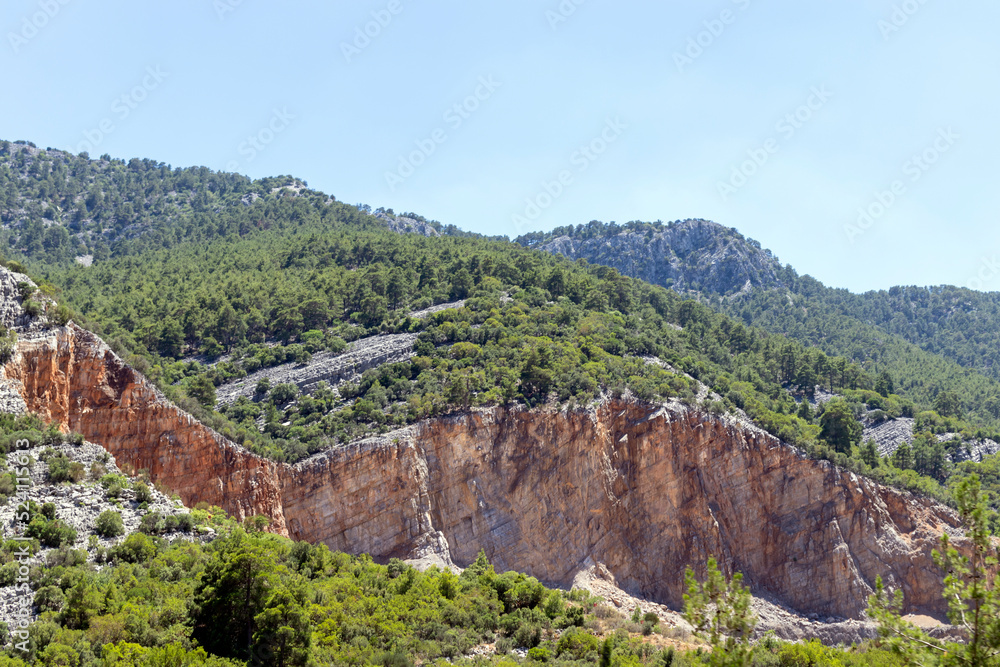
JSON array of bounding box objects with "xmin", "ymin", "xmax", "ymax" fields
[
  {"xmin": 0, "ymin": 265, "xmax": 972, "ymax": 641},
  {"xmin": 214, "ymin": 299, "xmax": 466, "ymax": 406},
  {"xmin": 374, "ymin": 209, "xmax": 441, "ymax": 237},
  {"xmin": 862, "ymin": 416, "xmax": 1000, "ymax": 462},
  {"xmin": 524, "ymin": 219, "xmax": 785, "ymax": 295},
  {"xmin": 216, "ymin": 333, "xmax": 419, "ymax": 406},
  {"xmin": 0, "ymin": 440, "xmax": 195, "ymax": 629}
]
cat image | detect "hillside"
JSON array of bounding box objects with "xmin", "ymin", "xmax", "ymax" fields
[
  {"xmin": 4, "ymin": 144, "xmax": 1000, "ymax": 508},
  {"xmin": 518, "ymin": 219, "xmax": 1000, "ymax": 425},
  {"xmin": 1, "ymin": 420, "xmax": 687, "ymax": 664},
  {"xmin": 0, "ymin": 264, "xmax": 967, "ymax": 634}
]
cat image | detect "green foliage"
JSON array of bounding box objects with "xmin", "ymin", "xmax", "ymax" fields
[
  {"xmin": 132, "ymin": 480, "xmax": 153, "ymax": 504},
  {"xmin": 25, "ymin": 514, "xmax": 77, "ymax": 548},
  {"xmin": 95, "ymin": 510, "xmax": 125, "ymax": 537},
  {"xmin": 0, "ymin": 327, "xmax": 16, "ymax": 363},
  {"xmin": 819, "ymin": 399, "xmax": 862, "ymax": 453},
  {"xmin": 46, "ymin": 452, "xmax": 85, "ymax": 483},
  {"xmin": 868, "ymin": 474, "xmax": 1000, "ymax": 666},
  {"xmin": 684, "ymin": 557, "xmax": 757, "ymax": 667}
]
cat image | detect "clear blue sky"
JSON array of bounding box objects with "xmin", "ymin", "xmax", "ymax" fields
[{"xmin": 3, "ymin": 0, "xmax": 998, "ymax": 293}]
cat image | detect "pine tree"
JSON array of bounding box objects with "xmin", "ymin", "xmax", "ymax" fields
[
  {"xmin": 683, "ymin": 557, "xmax": 757, "ymax": 667},
  {"xmin": 869, "ymin": 474, "xmax": 1000, "ymax": 666}
]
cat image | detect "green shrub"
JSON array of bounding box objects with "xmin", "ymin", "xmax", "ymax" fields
[
  {"xmin": 527, "ymin": 646, "xmax": 551, "ymax": 662},
  {"xmin": 100, "ymin": 473, "xmax": 128, "ymax": 489},
  {"xmin": 27, "ymin": 517, "xmax": 77, "ymax": 548},
  {"xmin": 176, "ymin": 513, "xmax": 195, "ymax": 532},
  {"xmin": 0, "ymin": 562, "xmax": 18, "ymax": 586},
  {"xmin": 109, "ymin": 533, "xmax": 157, "ymax": 564},
  {"xmin": 34, "ymin": 585, "xmax": 66, "ymax": 613},
  {"xmin": 556, "ymin": 628, "xmax": 600, "ymax": 660},
  {"xmin": 140, "ymin": 511, "xmax": 166, "ymax": 535},
  {"xmin": 133, "ymin": 481, "xmax": 153, "ymax": 503},
  {"xmin": 95, "ymin": 510, "xmax": 125, "ymax": 537},
  {"xmin": 45, "ymin": 546, "xmax": 86, "ymax": 568},
  {"xmin": 23, "ymin": 299, "xmax": 43, "ymax": 317},
  {"xmin": 271, "ymin": 383, "xmax": 299, "ymax": 405}
]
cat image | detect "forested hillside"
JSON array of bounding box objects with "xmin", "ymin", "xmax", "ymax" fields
[
  {"xmin": 520, "ymin": 220, "xmax": 1000, "ymax": 420},
  {"xmin": 6, "ymin": 141, "xmax": 1000, "ymax": 509}
]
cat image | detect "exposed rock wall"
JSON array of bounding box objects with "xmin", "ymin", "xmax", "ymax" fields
[
  {"xmin": 3, "ymin": 323, "xmax": 962, "ymax": 619},
  {"xmin": 3, "ymin": 325, "xmax": 287, "ymax": 532}
]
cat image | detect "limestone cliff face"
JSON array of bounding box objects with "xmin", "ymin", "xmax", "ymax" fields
[
  {"xmin": 4, "ymin": 325, "xmax": 287, "ymax": 532},
  {"xmin": 3, "ymin": 323, "xmax": 961, "ymax": 619}
]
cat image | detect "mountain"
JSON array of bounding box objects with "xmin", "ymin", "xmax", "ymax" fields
[
  {"xmin": 2, "ymin": 138, "xmax": 998, "ymax": 659},
  {"xmin": 518, "ymin": 219, "xmax": 784, "ymax": 295},
  {"xmin": 0, "ymin": 264, "xmax": 964, "ymax": 635},
  {"xmin": 519, "ymin": 219, "xmax": 1000, "ymax": 425}
]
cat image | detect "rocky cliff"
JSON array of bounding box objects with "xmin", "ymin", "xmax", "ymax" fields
[{"xmin": 0, "ymin": 315, "xmax": 962, "ymax": 620}]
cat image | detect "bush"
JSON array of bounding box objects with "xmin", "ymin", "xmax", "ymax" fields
[
  {"xmin": 28, "ymin": 517, "xmax": 77, "ymax": 548},
  {"xmin": 133, "ymin": 481, "xmax": 153, "ymax": 504},
  {"xmin": 109, "ymin": 533, "xmax": 157, "ymax": 564},
  {"xmin": 46, "ymin": 546, "xmax": 86, "ymax": 568},
  {"xmin": 271, "ymin": 383, "xmax": 299, "ymax": 405},
  {"xmin": 0, "ymin": 562, "xmax": 18, "ymax": 586},
  {"xmin": 527, "ymin": 646, "xmax": 551, "ymax": 662},
  {"xmin": 23, "ymin": 299, "xmax": 43, "ymax": 317},
  {"xmin": 556, "ymin": 628, "xmax": 600, "ymax": 660},
  {"xmin": 95, "ymin": 510, "xmax": 125, "ymax": 538},
  {"xmin": 176, "ymin": 513, "xmax": 195, "ymax": 532},
  {"xmin": 34, "ymin": 585, "xmax": 66, "ymax": 613},
  {"xmin": 47, "ymin": 454, "xmax": 85, "ymax": 483},
  {"xmin": 140, "ymin": 511, "xmax": 166, "ymax": 535}
]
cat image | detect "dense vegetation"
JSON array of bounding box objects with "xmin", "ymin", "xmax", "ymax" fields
[
  {"xmin": 1, "ymin": 516, "xmax": 919, "ymax": 667},
  {"xmin": 7, "ymin": 140, "xmax": 1000, "ymax": 664},
  {"xmin": 5, "ymin": 142, "xmax": 1000, "ymax": 507},
  {"xmin": 517, "ymin": 219, "xmax": 1000, "ymax": 428}
]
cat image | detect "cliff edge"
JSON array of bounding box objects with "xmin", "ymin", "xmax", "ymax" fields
[{"xmin": 0, "ymin": 269, "xmax": 963, "ymax": 620}]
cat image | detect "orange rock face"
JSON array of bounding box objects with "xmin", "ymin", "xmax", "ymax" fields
[
  {"xmin": 4, "ymin": 323, "xmax": 961, "ymax": 618},
  {"xmin": 6, "ymin": 325, "xmax": 287, "ymax": 532}
]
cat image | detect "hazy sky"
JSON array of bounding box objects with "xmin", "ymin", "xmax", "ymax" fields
[{"xmin": 3, "ymin": 1, "xmax": 998, "ymax": 293}]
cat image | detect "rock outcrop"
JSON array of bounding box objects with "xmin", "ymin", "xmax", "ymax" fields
[
  {"xmin": 1, "ymin": 319, "xmax": 963, "ymax": 620},
  {"xmin": 3, "ymin": 325, "xmax": 288, "ymax": 532},
  {"xmin": 531, "ymin": 219, "xmax": 784, "ymax": 295}
]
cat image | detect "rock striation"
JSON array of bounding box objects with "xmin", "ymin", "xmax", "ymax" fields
[{"xmin": 0, "ymin": 317, "xmax": 964, "ymax": 621}]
